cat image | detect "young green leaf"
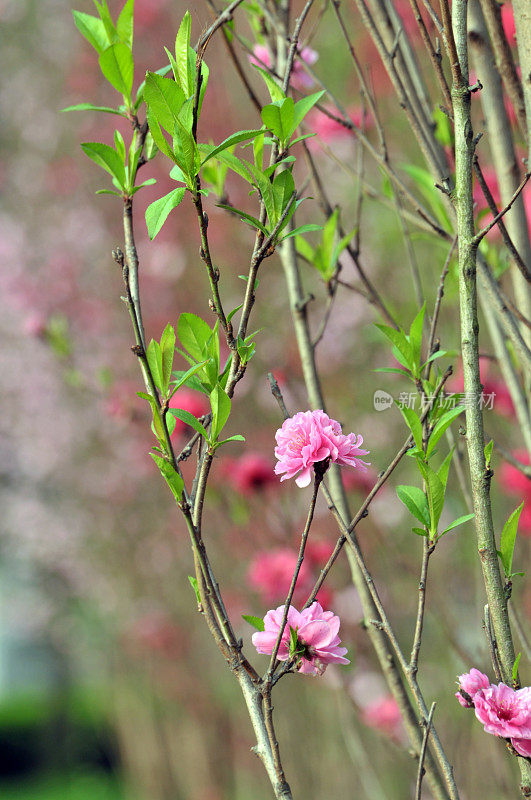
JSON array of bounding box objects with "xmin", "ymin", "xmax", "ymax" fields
[
  {"xmin": 398, "ymin": 404, "xmax": 423, "ymax": 450},
  {"xmin": 72, "ymin": 10, "xmax": 109, "ymax": 53},
  {"xmin": 426, "ymin": 406, "xmax": 464, "ymax": 457},
  {"xmin": 484, "ymin": 439, "xmax": 494, "ymax": 469},
  {"xmin": 513, "ymin": 653, "xmax": 521, "ymax": 684},
  {"xmin": 280, "ymin": 223, "xmax": 322, "ymax": 242},
  {"xmin": 252, "ymin": 65, "xmax": 285, "ymax": 103},
  {"xmin": 408, "ymin": 304, "xmax": 425, "ymax": 371},
  {"xmin": 62, "ymin": 102, "xmax": 126, "ymax": 116},
  {"xmin": 177, "ymin": 313, "xmax": 212, "ymax": 360},
  {"xmin": 116, "ymin": 0, "xmax": 134, "ymax": 48},
  {"xmin": 216, "ymin": 204, "xmax": 269, "ymax": 235},
  {"xmin": 200, "ymin": 129, "xmax": 264, "ymax": 166},
  {"xmin": 375, "ymin": 324, "xmax": 413, "ymax": 371},
  {"xmin": 440, "ymin": 513, "xmax": 475, "ymax": 536},
  {"xmin": 151, "ymin": 453, "xmax": 184, "ymax": 503},
  {"xmin": 292, "ymin": 90, "xmax": 325, "ymax": 131},
  {"xmin": 499, "ymin": 502, "xmax": 524, "ymax": 578},
  {"xmin": 168, "ymin": 408, "xmax": 209, "ymax": 440},
  {"xmin": 210, "ymin": 384, "xmax": 231, "ymax": 442},
  {"xmin": 160, "ymin": 324, "xmax": 176, "ymax": 395},
  {"xmin": 145, "ymin": 187, "xmax": 186, "ymax": 240},
  {"xmin": 144, "ymin": 72, "xmax": 186, "ymax": 134},
  {"xmin": 146, "ymin": 339, "xmax": 164, "ymax": 392},
  {"xmin": 99, "ymin": 42, "xmax": 134, "ymax": 100},
  {"xmin": 137, "ymin": 391, "xmax": 165, "ymax": 443},
  {"xmin": 174, "ymin": 11, "xmax": 193, "ymax": 97},
  {"xmin": 188, "ymin": 575, "xmax": 202, "ymax": 604},
  {"xmin": 81, "ymin": 141, "xmax": 126, "ymax": 188},
  {"xmin": 242, "ymin": 614, "xmax": 265, "ymax": 632},
  {"xmin": 396, "ymin": 485, "xmax": 430, "ymax": 527}
]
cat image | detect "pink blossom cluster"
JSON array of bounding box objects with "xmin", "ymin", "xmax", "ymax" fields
[
  {"xmin": 499, "ymin": 452, "xmax": 531, "ymax": 537},
  {"xmin": 274, "ymin": 409, "xmax": 369, "ymax": 487},
  {"xmin": 252, "ymin": 601, "xmax": 349, "ymax": 676},
  {"xmin": 456, "ymin": 669, "xmax": 531, "ymax": 757},
  {"xmin": 249, "ymin": 44, "xmax": 318, "ymax": 90},
  {"xmin": 247, "ymin": 542, "xmax": 334, "ymax": 608}
]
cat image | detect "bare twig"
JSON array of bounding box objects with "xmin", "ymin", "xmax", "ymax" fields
[{"xmin": 416, "ymin": 703, "xmax": 437, "ymax": 800}]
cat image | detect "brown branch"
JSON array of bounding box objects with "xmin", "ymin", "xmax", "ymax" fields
[{"xmin": 416, "ymin": 703, "xmax": 437, "ymax": 800}]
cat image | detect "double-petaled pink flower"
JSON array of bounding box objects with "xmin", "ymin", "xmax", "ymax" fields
[
  {"xmin": 455, "ymin": 668, "xmax": 490, "ymax": 707},
  {"xmin": 251, "ymin": 601, "xmax": 349, "ymax": 676},
  {"xmin": 456, "ymin": 669, "xmax": 531, "ymax": 757},
  {"xmin": 274, "ymin": 409, "xmax": 369, "ymax": 487}
]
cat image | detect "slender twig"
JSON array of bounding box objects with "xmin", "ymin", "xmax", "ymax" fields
[
  {"xmin": 196, "ymin": 0, "xmax": 246, "ymax": 51},
  {"xmin": 425, "ymin": 236, "xmax": 458, "ymax": 379},
  {"xmin": 265, "ymin": 474, "xmax": 321, "ymax": 677},
  {"xmin": 410, "ymin": 540, "xmax": 436, "ymax": 676},
  {"xmin": 416, "ymin": 703, "xmax": 437, "ymax": 800},
  {"xmin": 473, "ymin": 171, "xmax": 531, "ymax": 249},
  {"xmin": 407, "ymin": 0, "xmax": 453, "ymax": 113}
]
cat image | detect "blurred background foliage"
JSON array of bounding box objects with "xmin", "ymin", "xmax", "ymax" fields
[{"xmin": 0, "ymin": 0, "xmax": 529, "ymax": 798}]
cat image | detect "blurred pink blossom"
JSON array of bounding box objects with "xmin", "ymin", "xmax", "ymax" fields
[
  {"xmin": 455, "ymin": 668, "xmax": 490, "ymax": 708},
  {"xmin": 499, "ymin": 452, "xmax": 531, "ymax": 536},
  {"xmin": 361, "ymin": 695, "xmax": 404, "ymax": 740},
  {"xmin": 274, "ymin": 409, "xmax": 369, "ymax": 487},
  {"xmin": 227, "ymin": 452, "xmax": 277, "ymax": 494},
  {"xmin": 248, "ymin": 549, "xmax": 312, "ymax": 604},
  {"xmin": 249, "ymin": 44, "xmax": 318, "ymax": 90},
  {"xmin": 501, "ymin": 4, "xmax": 516, "ymax": 44},
  {"xmin": 308, "ymin": 106, "xmax": 373, "ymax": 146},
  {"xmin": 169, "ymin": 390, "xmax": 208, "ymax": 438},
  {"xmin": 252, "ymin": 601, "xmax": 349, "ymax": 676},
  {"xmin": 474, "ymin": 683, "xmax": 531, "ymax": 740}
]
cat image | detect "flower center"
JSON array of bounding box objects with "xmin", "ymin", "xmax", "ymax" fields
[
  {"xmin": 497, "ymin": 701, "xmax": 515, "ymax": 721},
  {"xmin": 288, "ymin": 432, "xmax": 307, "ymax": 454}
]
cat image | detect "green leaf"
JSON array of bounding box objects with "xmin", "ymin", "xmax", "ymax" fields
[
  {"xmin": 396, "ymin": 485, "xmax": 430, "ymax": 527},
  {"xmin": 144, "ymin": 72, "xmax": 186, "ymax": 134},
  {"xmin": 145, "ymin": 187, "xmax": 186, "ymax": 240},
  {"xmin": 160, "ymin": 324, "xmax": 176, "ymax": 395},
  {"xmin": 73, "ymin": 10, "xmax": 109, "ymax": 53},
  {"xmin": 412, "ymin": 527, "xmax": 429, "ymax": 537},
  {"xmin": 201, "ymin": 129, "xmax": 265, "ymax": 166},
  {"xmin": 146, "ymin": 106, "xmax": 174, "ymax": 160},
  {"xmin": 261, "ymin": 97, "xmax": 295, "ymax": 144},
  {"xmin": 146, "ymin": 339, "xmax": 164, "ymax": 391},
  {"xmin": 373, "ymin": 367, "xmax": 411, "ymax": 377},
  {"xmin": 61, "ymin": 102, "xmax": 126, "ymax": 116},
  {"xmin": 151, "ymin": 453, "xmax": 184, "ymax": 503},
  {"xmin": 242, "ymin": 614, "xmax": 265, "ymax": 631},
  {"xmin": 271, "ymin": 169, "xmax": 295, "ymax": 226},
  {"xmin": 174, "ymin": 11, "xmax": 193, "ymax": 96},
  {"xmin": 398, "ymin": 404, "xmax": 423, "ymax": 450},
  {"xmin": 177, "ymin": 313, "xmax": 212, "ymax": 361},
  {"xmin": 513, "ymin": 653, "xmax": 521, "ymax": 683},
  {"xmin": 137, "ymin": 391, "xmax": 165, "ymax": 443},
  {"xmin": 188, "ymin": 575, "xmax": 201, "ymax": 604},
  {"xmin": 401, "ymin": 163, "xmax": 452, "ymax": 232},
  {"xmin": 168, "ymin": 408, "xmax": 209, "ymax": 439},
  {"xmin": 441, "ymin": 513, "xmax": 475, "ymax": 536},
  {"xmin": 437, "ymin": 447, "xmax": 454, "ymax": 492},
  {"xmin": 484, "ymin": 440, "xmax": 494, "ymax": 469},
  {"xmin": 408, "ymin": 304, "xmax": 425, "ymax": 372},
  {"xmin": 217, "ymin": 434, "xmax": 246, "ymax": 446},
  {"xmin": 170, "ymin": 361, "xmax": 209, "ymax": 395},
  {"xmin": 81, "ymin": 141, "xmax": 126, "ymax": 187},
  {"xmin": 116, "ymin": 0, "xmax": 134, "ymax": 48},
  {"xmin": 216, "ymin": 203, "xmax": 269, "ymax": 235},
  {"xmin": 99, "ymin": 42, "xmax": 134, "ymax": 99},
  {"xmin": 499, "ymin": 502, "xmax": 524, "ymax": 578},
  {"xmin": 280, "ymin": 223, "xmax": 322, "ymax": 242},
  {"xmin": 292, "ymin": 90, "xmax": 325, "ymax": 132},
  {"xmin": 210, "ymin": 384, "xmax": 231, "ymax": 442},
  {"xmin": 375, "ymin": 324, "xmax": 413, "ymax": 370},
  {"xmin": 416, "ymin": 459, "xmax": 445, "ymax": 536},
  {"xmin": 426, "ymin": 406, "xmax": 464, "ymax": 457},
  {"xmin": 252, "ymin": 65, "xmax": 285, "ymax": 102}
]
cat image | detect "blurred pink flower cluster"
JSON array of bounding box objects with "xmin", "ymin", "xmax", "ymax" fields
[
  {"xmin": 252, "ymin": 601, "xmax": 349, "ymax": 676},
  {"xmin": 499, "ymin": 452, "xmax": 531, "ymax": 536},
  {"xmin": 247, "ymin": 541, "xmax": 334, "ymax": 608},
  {"xmin": 456, "ymin": 669, "xmax": 531, "ymax": 757},
  {"xmin": 274, "ymin": 409, "xmax": 369, "ymax": 487},
  {"xmin": 249, "ymin": 44, "xmax": 318, "ymax": 90}
]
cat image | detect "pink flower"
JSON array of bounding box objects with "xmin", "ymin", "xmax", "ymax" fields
[
  {"xmin": 501, "ymin": 4, "xmax": 516, "ymax": 44},
  {"xmin": 249, "ymin": 44, "xmax": 318, "ymax": 90},
  {"xmin": 362, "ymin": 695, "xmax": 404, "ymax": 740},
  {"xmin": 227, "ymin": 452, "xmax": 277, "ymax": 494},
  {"xmin": 252, "ymin": 601, "xmax": 349, "ymax": 676},
  {"xmin": 248, "ymin": 549, "xmax": 312, "ymax": 604},
  {"xmin": 168, "ymin": 390, "xmax": 208, "ymax": 438},
  {"xmin": 512, "ymin": 737, "xmax": 531, "ymax": 758},
  {"xmin": 308, "ymin": 106, "xmax": 373, "ymax": 148},
  {"xmin": 274, "ymin": 409, "xmax": 369, "ymax": 488},
  {"xmin": 455, "ymin": 668, "xmax": 490, "ymax": 708},
  {"xmin": 474, "ymin": 683, "xmax": 531, "ymax": 739}
]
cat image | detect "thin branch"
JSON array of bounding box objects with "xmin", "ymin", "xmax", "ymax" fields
[
  {"xmin": 473, "ymin": 171, "xmax": 531, "ymax": 248},
  {"xmin": 426, "ymin": 236, "xmax": 458, "ymax": 378},
  {"xmin": 410, "ymin": 539, "xmax": 436, "ymax": 676},
  {"xmin": 416, "ymin": 703, "xmax": 437, "ymax": 800}
]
